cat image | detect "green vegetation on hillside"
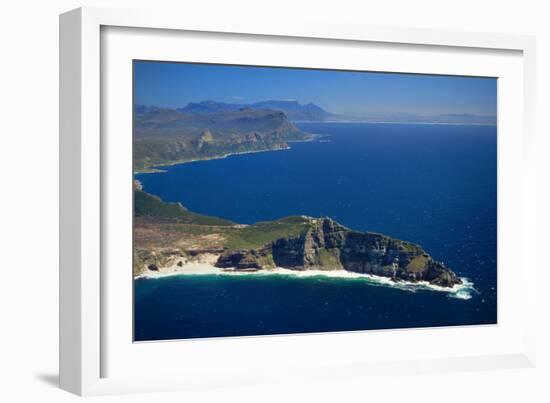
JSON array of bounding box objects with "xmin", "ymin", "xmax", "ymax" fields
[
  {"xmin": 133, "ymin": 189, "xmax": 462, "ymax": 287},
  {"xmin": 316, "ymin": 248, "xmax": 342, "ymax": 268},
  {"xmin": 224, "ymin": 217, "xmax": 312, "ymax": 249},
  {"xmin": 406, "ymin": 254, "xmax": 429, "ymax": 272},
  {"xmin": 134, "ymin": 189, "xmax": 234, "ymax": 226},
  {"xmin": 133, "ymin": 107, "xmax": 311, "ymax": 171}
]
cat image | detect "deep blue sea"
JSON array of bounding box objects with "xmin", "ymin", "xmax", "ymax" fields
[{"xmin": 134, "ymin": 122, "xmax": 497, "ymax": 341}]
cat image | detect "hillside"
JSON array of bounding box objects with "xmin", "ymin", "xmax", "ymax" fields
[
  {"xmin": 134, "ymin": 189, "xmax": 462, "ymax": 288},
  {"xmin": 134, "ymin": 107, "xmax": 311, "ymax": 171},
  {"xmin": 134, "ymin": 187, "xmax": 234, "ymax": 226}
]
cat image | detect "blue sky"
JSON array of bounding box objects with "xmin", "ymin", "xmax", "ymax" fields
[{"xmin": 134, "ymin": 61, "xmax": 497, "ymax": 117}]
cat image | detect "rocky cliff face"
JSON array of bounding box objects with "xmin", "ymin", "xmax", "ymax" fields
[
  {"xmin": 133, "ymin": 107, "xmax": 311, "ymax": 171},
  {"xmin": 216, "ymin": 217, "xmax": 462, "ymax": 287}
]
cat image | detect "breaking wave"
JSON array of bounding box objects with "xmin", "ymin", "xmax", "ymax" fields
[{"xmin": 137, "ymin": 263, "xmax": 477, "ymax": 300}]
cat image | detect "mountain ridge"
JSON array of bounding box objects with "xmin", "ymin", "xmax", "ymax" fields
[
  {"xmin": 174, "ymin": 99, "xmax": 335, "ymax": 121},
  {"xmin": 136, "ymin": 100, "xmax": 497, "ymax": 125},
  {"xmin": 133, "ymin": 106, "xmax": 312, "ymax": 171}
]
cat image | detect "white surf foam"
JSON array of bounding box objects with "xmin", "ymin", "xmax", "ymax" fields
[{"xmin": 136, "ymin": 264, "xmax": 477, "ymax": 299}]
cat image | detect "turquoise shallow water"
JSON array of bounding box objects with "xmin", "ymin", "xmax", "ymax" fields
[{"xmin": 134, "ymin": 122, "xmax": 497, "ymax": 341}]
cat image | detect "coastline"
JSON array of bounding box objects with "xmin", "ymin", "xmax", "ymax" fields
[
  {"xmin": 134, "ymin": 135, "xmax": 320, "ymax": 174},
  {"xmin": 135, "ymin": 262, "xmax": 476, "ymax": 300},
  {"xmin": 135, "ymin": 145, "xmax": 291, "ymax": 175},
  {"xmin": 133, "ymin": 126, "xmax": 478, "ymax": 301}
]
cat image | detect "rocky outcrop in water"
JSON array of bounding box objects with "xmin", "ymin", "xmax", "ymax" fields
[{"xmin": 215, "ymin": 217, "xmax": 462, "ymax": 287}]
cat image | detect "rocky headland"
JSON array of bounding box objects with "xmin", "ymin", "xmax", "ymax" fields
[
  {"xmin": 134, "ymin": 106, "xmax": 312, "ymax": 171},
  {"xmin": 133, "ymin": 104, "xmax": 462, "ymax": 288},
  {"xmin": 215, "ymin": 217, "xmax": 461, "ymax": 287},
  {"xmin": 134, "ymin": 189, "xmax": 462, "ymax": 288}
]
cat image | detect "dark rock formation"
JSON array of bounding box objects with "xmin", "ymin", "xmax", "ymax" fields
[
  {"xmin": 216, "ymin": 217, "xmax": 462, "ymax": 288},
  {"xmin": 216, "ymin": 246, "xmax": 274, "ymax": 271}
]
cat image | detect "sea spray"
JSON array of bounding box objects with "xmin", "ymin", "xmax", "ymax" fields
[{"xmin": 136, "ymin": 264, "xmax": 476, "ymax": 299}]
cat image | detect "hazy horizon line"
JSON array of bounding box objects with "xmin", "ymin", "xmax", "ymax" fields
[{"xmin": 134, "ymin": 99, "xmax": 497, "ymax": 120}]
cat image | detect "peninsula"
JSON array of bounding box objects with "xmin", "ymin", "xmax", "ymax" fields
[
  {"xmin": 133, "ymin": 187, "xmax": 462, "ymax": 288},
  {"xmin": 134, "ymin": 105, "xmax": 312, "ymax": 171},
  {"xmin": 133, "ymin": 103, "xmax": 462, "ymax": 288}
]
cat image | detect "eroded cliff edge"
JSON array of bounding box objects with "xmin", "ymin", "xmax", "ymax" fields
[
  {"xmin": 134, "ymin": 107, "xmax": 312, "ymax": 172},
  {"xmin": 134, "ymin": 189, "xmax": 462, "ymax": 288},
  {"xmin": 216, "ymin": 217, "xmax": 461, "ymax": 287}
]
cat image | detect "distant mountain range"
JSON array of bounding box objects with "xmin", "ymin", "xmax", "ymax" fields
[
  {"xmin": 136, "ymin": 100, "xmax": 496, "ymax": 125},
  {"xmin": 136, "ymin": 100, "xmax": 333, "ymax": 121},
  {"xmin": 174, "ymin": 100, "xmax": 335, "ymax": 122}
]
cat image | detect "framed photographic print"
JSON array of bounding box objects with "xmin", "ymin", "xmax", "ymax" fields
[
  {"xmin": 60, "ymin": 7, "xmax": 537, "ymax": 396},
  {"xmin": 132, "ymin": 60, "xmax": 494, "ymax": 341}
]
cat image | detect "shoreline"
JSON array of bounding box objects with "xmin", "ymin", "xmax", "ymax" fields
[
  {"xmin": 133, "ymin": 130, "xmax": 473, "ymax": 301},
  {"xmin": 135, "ymin": 262, "xmax": 476, "ymax": 300},
  {"xmin": 135, "ymin": 135, "xmax": 318, "ymax": 175},
  {"xmin": 135, "ymin": 145, "xmax": 292, "ymax": 175}
]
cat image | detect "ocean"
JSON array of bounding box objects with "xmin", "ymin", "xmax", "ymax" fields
[{"xmin": 134, "ymin": 122, "xmax": 497, "ymax": 341}]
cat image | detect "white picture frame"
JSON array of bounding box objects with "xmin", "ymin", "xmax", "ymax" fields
[{"xmin": 59, "ymin": 6, "xmax": 537, "ymax": 396}]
